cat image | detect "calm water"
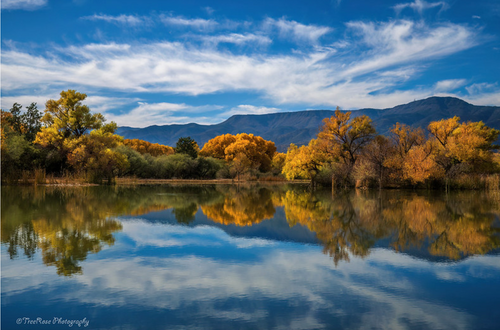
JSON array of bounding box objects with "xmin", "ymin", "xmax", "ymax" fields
[{"xmin": 2, "ymin": 184, "xmax": 500, "ymax": 330}]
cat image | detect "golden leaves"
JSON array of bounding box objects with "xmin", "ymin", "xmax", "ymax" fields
[
  {"xmin": 201, "ymin": 133, "xmax": 276, "ymax": 172},
  {"xmin": 123, "ymin": 139, "xmax": 174, "ymax": 157}
]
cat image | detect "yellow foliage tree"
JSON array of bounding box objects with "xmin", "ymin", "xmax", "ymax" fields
[
  {"xmin": 317, "ymin": 109, "xmax": 376, "ymax": 184},
  {"xmin": 35, "ymin": 90, "xmax": 127, "ymax": 181},
  {"xmin": 123, "ymin": 139, "xmax": 174, "ymax": 157},
  {"xmin": 66, "ymin": 129, "xmax": 128, "ymax": 183},
  {"xmin": 384, "ymin": 123, "xmax": 426, "ymax": 184},
  {"xmin": 428, "ymin": 117, "xmax": 499, "ymax": 186},
  {"xmin": 282, "ymin": 139, "xmax": 328, "ymax": 186},
  {"xmin": 402, "ymin": 144, "xmax": 442, "ymax": 185}
]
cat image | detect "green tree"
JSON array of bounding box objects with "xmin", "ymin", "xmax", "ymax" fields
[
  {"xmin": 8, "ymin": 103, "xmax": 23, "ymax": 134},
  {"xmin": 175, "ymin": 137, "xmax": 199, "ymax": 158},
  {"xmin": 22, "ymin": 103, "xmax": 43, "ymax": 142}
]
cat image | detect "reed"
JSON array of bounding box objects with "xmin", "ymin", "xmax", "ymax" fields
[{"xmin": 34, "ymin": 168, "xmax": 46, "ymax": 185}]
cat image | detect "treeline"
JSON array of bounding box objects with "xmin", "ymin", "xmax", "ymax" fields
[
  {"xmin": 0, "ymin": 90, "xmax": 282, "ymax": 183},
  {"xmin": 283, "ymin": 109, "xmax": 500, "ymax": 190},
  {"xmin": 2, "ymin": 90, "xmax": 500, "ymax": 189}
]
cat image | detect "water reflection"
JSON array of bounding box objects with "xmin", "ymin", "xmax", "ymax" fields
[
  {"xmin": 2, "ymin": 187, "xmax": 124, "ymax": 276},
  {"xmin": 201, "ymin": 186, "xmax": 276, "ymax": 226},
  {"xmin": 282, "ymin": 189, "xmax": 500, "ymax": 263},
  {"xmin": 2, "ymin": 185, "xmax": 500, "ymax": 276}
]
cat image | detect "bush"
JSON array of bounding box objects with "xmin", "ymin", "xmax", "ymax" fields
[{"xmin": 115, "ymin": 145, "xmax": 150, "ymax": 178}]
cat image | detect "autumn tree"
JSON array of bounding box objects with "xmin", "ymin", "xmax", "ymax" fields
[
  {"xmin": 271, "ymin": 152, "xmax": 287, "ymax": 175},
  {"xmin": 199, "ymin": 134, "xmax": 236, "ymax": 159},
  {"xmin": 35, "ymin": 90, "xmax": 126, "ymax": 182},
  {"xmin": 43, "ymin": 90, "xmax": 107, "ymax": 138},
  {"xmin": 201, "ymin": 133, "xmax": 277, "ymax": 173},
  {"xmin": 384, "ymin": 123, "xmax": 426, "ymax": 184},
  {"xmin": 402, "ymin": 143, "xmax": 441, "ymax": 185},
  {"xmin": 317, "ymin": 109, "xmax": 376, "ymax": 185},
  {"xmin": 123, "ymin": 139, "xmax": 174, "ymax": 157},
  {"xmin": 428, "ymin": 117, "xmax": 499, "ymax": 188},
  {"xmin": 282, "ymin": 139, "xmax": 328, "ymax": 187},
  {"xmin": 230, "ymin": 152, "xmax": 253, "ymax": 180},
  {"xmin": 36, "ymin": 90, "xmax": 117, "ymax": 157},
  {"xmin": 66, "ymin": 127, "xmax": 128, "ymax": 183},
  {"xmin": 354, "ymin": 135, "xmax": 392, "ymax": 189}
]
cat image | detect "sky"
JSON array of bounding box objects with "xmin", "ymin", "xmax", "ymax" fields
[{"xmin": 1, "ymin": 0, "xmax": 500, "ymax": 127}]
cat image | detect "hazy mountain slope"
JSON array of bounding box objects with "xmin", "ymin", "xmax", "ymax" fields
[{"xmin": 116, "ymin": 97, "xmax": 500, "ymax": 152}]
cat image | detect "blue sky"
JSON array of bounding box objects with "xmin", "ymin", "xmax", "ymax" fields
[{"xmin": 1, "ymin": 0, "xmax": 499, "ymax": 127}]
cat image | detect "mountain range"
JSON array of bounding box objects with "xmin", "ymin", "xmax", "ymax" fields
[{"xmin": 116, "ymin": 97, "xmax": 500, "ymax": 152}]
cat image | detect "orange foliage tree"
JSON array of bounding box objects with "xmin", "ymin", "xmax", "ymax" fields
[
  {"xmin": 200, "ymin": 133, "xmax": 276, "ymax": 172},
  {"xmin": 123, "ymin": 139, "xmax": 174, "ymax": 157}
]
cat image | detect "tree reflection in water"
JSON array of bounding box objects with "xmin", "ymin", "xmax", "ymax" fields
[
  {"xmin": 2, "ymin": 185, "xmax": 500, "ymax": 276},
  {"xmin": 201, "ymin": 186, "xmax": 276, "ymax": 226},
  {"xmin": 281, "ymin": 189, "xmax": 500, "ymax": 263}
]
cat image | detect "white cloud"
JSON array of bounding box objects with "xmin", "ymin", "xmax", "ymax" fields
[
  {"xmin": 0, "ymin": 93, "xmax": 140, "ymax": 123},
  {"xmin": 203, "ymin": 7, "xmax": 215, "ymax": 16},
  {"xmin": 200, "ymin": 33, "xmax": 272, "ymax": 46},
  {"xmin": 264, "ymin": 18, "xmax": 332, "ymax": 44},
  {"xmin": 394, "ymin": 0, "xmax": 449, "ymax": 15},
  {"xmin": 221, "ymin": 105, "xmax": 281, "ymax": 117},
  {"xmin": 160, "ymin": 15, "xmax": 218, "ymax": 30},
  {"xmin": 1, "ymin": 0, "xmax": 47, "ymax": 10},
  {"xmin": 459, "ymin": 82, "xmax": 500, "ymax": 106},
  {"xmin": 342, "ymin": 21, "xmax": 476, "ymax": 80},
  {"xmin": 82, "ymin": 14, "xmax": 151, "ymax": 26},
  {"xmin": 0, "ymin": 16, "xmax": 486, "ymax": 113},
  {"xmin": 0, "ymin": 94, "xmax": 56, "ymax": 110},
  {"xmin": 465, "ymin": 82, "xmax": 498, "ymax": 95},
  {"xmin": 433, "ymin": 79, "xmax": 467, "ymax": 92},
  {"xmin": 104, "ymin": 101, "xmax": 223, "ymax": 127}
]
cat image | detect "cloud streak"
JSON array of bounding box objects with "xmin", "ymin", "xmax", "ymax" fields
[
  {"xmin": 160, "ymin": 15, "xmax": 218, "ymax": 30},
  {"xmin": 264, "ymin": 18, "xmax": 332, "ymax": 44},
  {"xmin": 82, "ymin": 14, "xmax": 152, "ymax": 27},
  {"xmin": 394, "ymin": 0, "xmax": 449, "ymax": 15},
  {"xmin": 2, "ymin": 0, "xmax": 47, "ymax": 10}
]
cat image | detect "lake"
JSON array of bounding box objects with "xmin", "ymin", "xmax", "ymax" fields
[{"xmin": 2, "ymin": 184, "xmax": 500, "ymax": 330}]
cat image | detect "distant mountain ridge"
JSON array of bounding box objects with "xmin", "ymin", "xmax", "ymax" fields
[{"xmin": 116, "ymin": 97, "xmax": 500, "ymax": 152}]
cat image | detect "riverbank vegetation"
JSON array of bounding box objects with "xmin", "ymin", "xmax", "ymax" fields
[{"xmin": 2, "ymin": 89, "xmax": 500, "ymax": 190}]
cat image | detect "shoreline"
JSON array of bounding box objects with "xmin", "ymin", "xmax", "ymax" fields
[{"xmin": 2, "ymin": 177, "xmax": 310, "ymax": 187}]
